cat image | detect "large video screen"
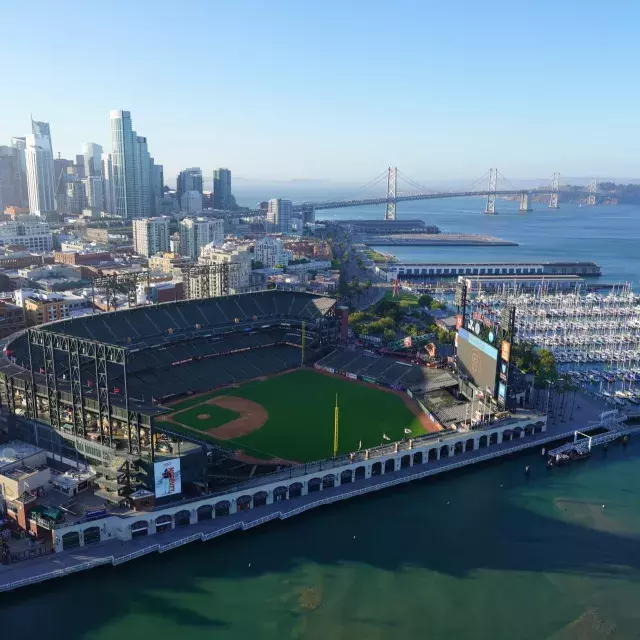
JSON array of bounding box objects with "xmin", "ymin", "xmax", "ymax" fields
[
  {"xmin": 456, "ymin": 327, "xmax": 499, "ymax": 396},
  {"xmin": 154, "ymin": 458, "xmax": 182, "ymax": 498}
]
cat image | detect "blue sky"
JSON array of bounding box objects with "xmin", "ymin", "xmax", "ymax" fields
[{"xmin": 2, "ymin": 0, "xmax": 638, "ymax": 185}]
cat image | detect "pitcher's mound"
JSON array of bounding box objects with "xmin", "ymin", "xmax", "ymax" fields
[{"xmin": 197, "ymin": 413, "xmax": 210, "ymax": 420}]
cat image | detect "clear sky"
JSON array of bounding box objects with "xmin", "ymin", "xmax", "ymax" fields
[{"xmin": 3, "ymin": 0, "xmax": 639, "ymax": 185}]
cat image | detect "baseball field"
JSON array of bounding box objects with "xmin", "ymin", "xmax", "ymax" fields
[{"xmin": 157, "ymin": 368, "xmax": 436, "ymax": 463}]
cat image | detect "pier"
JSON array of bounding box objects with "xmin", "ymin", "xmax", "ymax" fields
[{"xmin": 548, "ymin": 411, "xmax": 640, "ymax": 458}]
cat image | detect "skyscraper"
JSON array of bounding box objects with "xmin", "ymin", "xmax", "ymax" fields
[
  {"xmin": 31, "ymin": 120, "xmax": 52, "ymax": 143},
  {"xmin": 109, "ymin": 110, "xmax": 155, "ymax": 219},
  {"xmin": 0, "ymin": 146, "xmax": 24, "ymax": 210},
  {"xmin": 177, "ymin": 168, "xmax": 203, "ymax": 208},
  {"xmin": 213, "ymin": 168, "xmax": 234, "ymax": 210},
  {"xmin": 267, "ymin": 198, "xmax": 293, "ymax": 234},
  {"xmin": 82, "ymin": 143, "xmax": 103, "ymax": 177},
  {"xmin": 102, "ymin": 153, "xmax": 114, "ymax": 214},
  {"xmin": 25, "ymin": 122, "xmax": 56, "ymax": 216},
  {"xmin": 134, "ymin": 135, "xmax": 151, "ymax": 217},
  {"xmin": 151, "ymin": 163, "xmax": 164, "ymax": 215},
  {"xmin": 110, "ymin": 110, "xmax": 135, "ymax": 218},
  {"xmin": 10, "ymin": 137, "xmax": 29, "ymax": 208}
]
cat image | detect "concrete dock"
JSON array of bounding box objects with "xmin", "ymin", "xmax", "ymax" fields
[{"xmin": 364, "ymin": 233, "xmax": 518, "ymax": 247}]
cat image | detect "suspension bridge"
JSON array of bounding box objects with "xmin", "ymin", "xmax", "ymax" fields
[{"xmin": 288, "ymin": 168, "xmax": 600, "ymax": 220}]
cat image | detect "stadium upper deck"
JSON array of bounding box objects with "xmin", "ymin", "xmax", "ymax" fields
[{"xmin": 0, "ymin": 290, "xmax": 337, "ymax": 406}]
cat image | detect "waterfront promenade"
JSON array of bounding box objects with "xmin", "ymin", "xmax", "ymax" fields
[{"xmin": 1, "ymin": 415, "xmax": 630, "ymax": 594}]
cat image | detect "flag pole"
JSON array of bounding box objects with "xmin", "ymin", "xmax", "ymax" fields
[{"xmin": 333, "ymin": 393, "xmax": 339, "ymax": 458}]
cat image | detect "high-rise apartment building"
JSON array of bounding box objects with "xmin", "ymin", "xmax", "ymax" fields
[
  {"xmin": 25, "ymin": 130, "xmax": 56, "ymax": 216},
  {"xmin": 133, "ymin": 216, "xmax": 171, "ymax": 257},
  {"xmin": 212, "ymin": 168, "xmax": 233, "ymax": 210},
  {"xmin": 179, "ymin": 217, "xmax": 224, "ymax": 259},
  {"xmin": 254, "ymin": 236, "xmax": 291, "ymax": 268},
  {"xmin": 109, "ymin": 110, "xmax": 156, "ymax": 219},
  {"xmin": 199, "ymin": 242, "xmax": 251, "ymax": 293},
  {"xmin": 266, "ymin": 198, "xmax": 293, "ymax": 234}
]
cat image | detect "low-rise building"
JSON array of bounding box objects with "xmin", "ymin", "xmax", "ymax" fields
[
  {"xmin": 53, "ymin": 250, "xmax": 112, "ymax": 266},
  {"xmin": 0, "ymin": 300, "xmax": 26, "ymax": 337},
  {"xmin": 0, "ymin": 249, "xmax": 45, "ymax": 270},
  {"xmin": 16, "ymin": 290, "xmax": 89, "ymax": 325},
  {"xmin": 0, "ymin": 216, "xmax": 53, "ymax": 252},
  {"xmin": 148, "ymin": 252, "xmax": 192, "ymax": 274}
]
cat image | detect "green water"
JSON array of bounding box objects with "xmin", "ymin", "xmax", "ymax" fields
[{"xmin": 2, "ymin": 441, "xmax": 640, "ymax": 639}]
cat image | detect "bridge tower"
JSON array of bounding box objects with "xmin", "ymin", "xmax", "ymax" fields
[
  {"xmin": 549, "ymin": 173, "xmax": 560, "ymax": 209},
  {"xmin": 484, "ymin": 168, "xmax": 497, "ymax": 214},
  {"xmin": 587, "ymin": 178, "xmax": 597, "ymax": 205},
  {"xmin": 519, "ymin": 191, "xmax": 532, "ymax": 212},
  {"xmin": 384, "ymin": 167, "xmax": 397, "ymax": 221}
]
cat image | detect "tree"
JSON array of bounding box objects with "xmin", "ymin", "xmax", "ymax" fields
[
  {"xmin": 430, "ymin": 299, "xmax": 444, "ymax": 311},
  {"xmin": 383, "ymin": 329, "xmax": 396, "ymax": 342},
  {"xmin": 418, "ymin": 294, "xmax": 433, "ymax": 307},
  {"xmin": 535, "ymin": 349, "xmax": 558, "ymax": 388},
  {"xmin": 338, "ymin": 274, "xmax": 349, "ymax": 298},
  {"xmin": 376, "ymin": 299, "xmax": 400, "ymax": 320}
]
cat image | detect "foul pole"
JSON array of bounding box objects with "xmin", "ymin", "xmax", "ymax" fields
[
  {"xmin": 301, "ymin": 320, "xmax": 305, "ymax": 365},
  {"xmin": 333, "ymin": 393, "xmax": 339, "ymax": 458}
]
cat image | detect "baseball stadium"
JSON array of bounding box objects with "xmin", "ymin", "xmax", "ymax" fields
[{"xmin": 0, "ymin": 289, "xmax": 448, "ymax": 507}]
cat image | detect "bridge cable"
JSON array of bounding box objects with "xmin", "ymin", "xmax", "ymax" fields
[
  {"xmin": 461, "ymin": 170, "xmax": 492, "ymax": 192},
  {"xmin": 337, "ymin": 169, "xmax": 390, "ymax": 201},
  {"xmin": 496, "ymin": 170, "xmax": 521, "ymax": 192},
  {"xmin": 396, "ymin": 170, "xmax": 433, "ymax": 193}
]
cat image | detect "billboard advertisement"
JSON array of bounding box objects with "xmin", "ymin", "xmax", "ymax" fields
[
  {"xmin": 154, "ymin": 458, "xmax": 182, "ymax": 499},
  {"xmin": 501, "ymin": 340, "xmax": 511, "ymax": 362},
  {"xmin": 457, "ymin": 327, "xmax": 499, "ymax": 396}
]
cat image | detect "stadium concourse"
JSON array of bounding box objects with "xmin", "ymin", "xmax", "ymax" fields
[{"xmin": 0, "ymin": 290, "xmax": 339, "ymax": 503}]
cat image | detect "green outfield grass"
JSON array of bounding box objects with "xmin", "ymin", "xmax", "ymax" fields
[
  {"xmin": 163, "ymin": 369, "xmax": 425, "ymax": 462},
  {"xmin": 172, "ymin": 404, "xmax": 239, "ymax": 433}
]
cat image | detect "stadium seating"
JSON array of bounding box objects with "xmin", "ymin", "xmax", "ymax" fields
[{"xmin": 5, "ymin": 291, "xmax": 336, "ymax": 403}]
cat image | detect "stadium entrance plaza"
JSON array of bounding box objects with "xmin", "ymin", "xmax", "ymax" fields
[{"xmin": 0, "ymin": 392, "xmax": 616, "ymax": 593}]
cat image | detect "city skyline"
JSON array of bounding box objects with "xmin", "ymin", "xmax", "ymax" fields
[{"xmin": 3, "ymin": 1, "xmax": 640, "ymax": 182}]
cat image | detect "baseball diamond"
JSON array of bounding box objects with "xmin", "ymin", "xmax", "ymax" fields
[{"xmin": 159, "ymin": 369, "xmax": 431, "ymax": 463}]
